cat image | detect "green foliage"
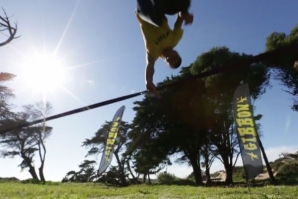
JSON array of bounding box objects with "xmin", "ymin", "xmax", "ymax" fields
[
  {"xmin": 129, "ymin": 77, "xmax": 205, "ymax": 184},
  {"xmin": 271, "ymin": 158, "xmax": 284, "ymax": 171},
  {"xmin": 62, "ymin": 160, "xmax": 97, "ymax": 183},
  {"xmin": 157, "ymin": 172, "xmax": 177, "ymax": 184},
  {"xmin": 0, "ymin": 101, "xmax": 53, "ymax": 182},
  {"xmin": 128, "ymin": 45, "xmax": 270, "ymax": 185},
  {"xmin": 189, "ymin": 46, "xmax": 270, "ymax": 184},
  {"xmin": 0, "ymin": 72, "xmax": 15, "ymax": 120},
  {"xmin": 0, "ymin": 183, "xmax": 298, "ymax": 198},
  {"xmin": 44, "ymin": 181, "xmax": 61, "ymax": 186},
  {"xmin": 274, "ymin": 161, "xmax": 298, "ymax": 185},
  {"xmin": 191, "ymin": 46, "xmax": 270, "ymax": 100},
  {"xmin": 96, "ymin": 165, "xmax": 130, "ymax": 187},
  {"xmin": 82, "ymin": 121, "xmax": 131, "ymax": 186},
  {"xmin": 0, "ymin": 177, "xmax": 19, "ymax": 183},
  {"xmin": 266, "ymin": 31, "xmax": 297, "ymax": 64},
  {"xmin": 265, "ymin": 23, "xmax": 298, "ymax": 111},
  {"xmin": 210, "ymin": 172, "xmax": 220, "ymax": 177},
  {"xmin": 171, "ymin": 179, "xmax": 197, "ymax": 186},
  {"xmin": 277, "ymin": 162, "xmax": 298, "ymax": 176},
  {"xmin": 82, "ymin": 121, "xmax": 131, "ymax": 156},
  {"xmin": 232, "ymin": 167, "xmax": 246, "ymax": 182},
  {"xmin": 21, "ymin": 178, "xmax": 41, "ymax": 184}
]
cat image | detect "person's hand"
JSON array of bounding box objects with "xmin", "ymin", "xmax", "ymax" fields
[
  {"xmin": 185, "ymin": 13, "xmax": 193, "ymax": 25},
  {"xmin": 146, "ymin": 81, "xmax": 160, "ymax": 98},
  {"xmin": 146, "ymin": 81, "xmax": 156, "ymax": 94},
  {"xmin": 180, "ymin": 12, "xmax": 193, "ymax": 25}
]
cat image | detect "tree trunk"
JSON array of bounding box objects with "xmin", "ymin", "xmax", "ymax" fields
[
  {"xmin": 147, "ymin": 174, "xmax": 151, "ymax": 184},
  {"xmin": 28, "ymin": 166, "xmax": 39, "ymax": 180},
  {"xmin": 189, "ymin": 156, "xmax": 203, "ymax": 186},
  {"xmin": 220, "ymin": 153, "xmax": 233, "ymax": 184},
  {"xmin": 205, "ymin": 165, "xmax": 211, "ymax": 185},
  {"xmin": 21, "ymin": 152, "xmax": 39, "ymax": 181},
  {"xmin": 143, "ymin": 173, "xmax": 147, "ymax": 183},
  {"xmin": 39, "ymin": 166, "xmax": 45, "ymax": 183},
  {"xmin": 38, "ymin": 136, "xmax": 47, "ymax": 183},
  {"xmin": 258, "ymin": 136, "xmax": 276, "ymax": 184},
  {"xmin": 203, "ymin": 148, "xmax": 211, "ymax": 185},
  {"xmin": 224, "ymin": 161, "xmax": 233, "ymax": 184},
  {"xmin": 114, "ymin": 153, "xmax": 128, "ymax": 186},
  {"xmin": 126, "ymin": 159, "xmax": 137, "ymax": 182}
]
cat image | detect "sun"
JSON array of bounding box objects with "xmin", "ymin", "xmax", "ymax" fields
[{"xmin": 21, "ymin": 52, "xmax": 70, "ymax": 93}]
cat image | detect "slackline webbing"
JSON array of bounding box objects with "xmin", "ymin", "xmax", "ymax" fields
[{"xmin": 0, "ymin": 43, "xmax": 298, "ymax": 134}]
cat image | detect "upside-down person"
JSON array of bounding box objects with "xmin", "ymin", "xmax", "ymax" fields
[{"xmin": 135, "ymin": 0, "xmax": 193, "ymax": 96}]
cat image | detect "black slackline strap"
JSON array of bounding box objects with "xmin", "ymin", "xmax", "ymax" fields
[
  {"xmin": 1, "ymin": 43, "xmax": 298, "ymax": 134},
  {"xmin": 0, "ymin": 91, "xmax": 147, "ymax": 134}
]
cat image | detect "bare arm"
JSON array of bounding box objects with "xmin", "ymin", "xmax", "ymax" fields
[
  {"xmin": 174, "ymin": 13, "xmax": 184, "ymax": 30},
  {"xmin": 175, "ymin": 11, "xmax": 193, "ymax": 29},
  {"xmin": 145, "ymin": 53, "xmax": 155, "ymax": 84}
]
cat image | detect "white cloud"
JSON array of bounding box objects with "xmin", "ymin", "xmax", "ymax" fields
[
  {"xmin": 85, "ymin": 79, "xmax": 94, "ymax": 85},
  {"xmin": 263, "ymin": 145, "xmax": 298, "ymax": 162}
]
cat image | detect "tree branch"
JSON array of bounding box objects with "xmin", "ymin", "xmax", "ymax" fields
[{"xmin": 0, "ymin": 8, "xmax": 20, "ymax": 47}]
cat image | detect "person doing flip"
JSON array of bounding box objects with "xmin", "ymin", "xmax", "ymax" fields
[{"xmin": 135, "ymin": 0, "xmax": 194, "ymax": 95}]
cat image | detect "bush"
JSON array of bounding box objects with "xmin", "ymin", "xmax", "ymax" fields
[
  {"xmin": 210, "ymin": 172, "xmax": 220, "ymax": 178},
  {"xmin": 277, "ymin": 162, "xmax": 298, "ymax": 176},
  {"xmin": 157, "ymin": 172, "xmax": 176, "ymax": 185},
  {"xmin": 21, "ymin": 178, "xmax": 41, "ymax": 184},
  {"xmin": 271, "ymin": 159, "xmax": 283, "ymax": 171},
  {"xmin": 172, "ymin": 179, "xmax": 196, "ymax": 186},
  {"xmin": 233, "ymin": 167, "xmax": 246, "ymax": 182},
  {"xmin": 45, "ymin": 181, "xmax": 60, "ymax": 186}
]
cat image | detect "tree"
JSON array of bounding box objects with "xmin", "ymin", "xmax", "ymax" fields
[
  {"xmin": 0, "ymin": 73, "xmax": 16, "ymax": 122},
  {"xmin": 126, "ymin": 132, "xmax": 171, "ymax": 183},
  {"xmin": 21, "ymin": 101, "xmax": 53, "ymax": 182},
  {"xmin": 97, "ymin": 166, "xmax": 126, "ymax": 186},
  {"xmin": 0, "ymin": 8, "xmax": 18, "ymax": 124},
  {"xmin": 0, "ymin": 8, "xmax": 18, "ymax": 128},
  {"xmin": 265, "ymin": 23, "xmax": 298, "ymax": 111},
  {"xmin": 0, "ymin": 101, "xmax": 53, "ymax": 182},
  {"xmin": 200, "ymin": 142, "xmax": 217, "ymax": 184},
  {"xmin": 0, "ymin": 9, "xmax": 19, "ymax": 47},
  {"xmin": 62, "ymin": 160, "xmax": 97, "ymax": 183},
  {"xmin": 190, "ymin": 46, "xmax": 270, "ymax": 183},
  {"xmin": 82, "ymin": 121, "xmax": 131, "ymax": 186},
  {"xmin": 129, "ymin": 72, "xmax": 209, "ymax": 185},
  {"xmin": 0, "ymin": 118, "xmax": 40, "ymax": 180},
  {"xmin": 0, "ymin": 8, "xmax": 18, "ymax": 131}
]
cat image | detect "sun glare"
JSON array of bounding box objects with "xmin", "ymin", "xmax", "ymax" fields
[{"xmin": 21, "ymin": 53, "xmax": 70, "ymax": 93}]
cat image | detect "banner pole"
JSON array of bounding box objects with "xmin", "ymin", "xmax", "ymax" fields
[{"xmin": 246, "ymin": 178, "xmax": 251, "ymax": 194}]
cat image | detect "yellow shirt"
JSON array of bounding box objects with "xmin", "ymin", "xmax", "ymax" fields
[{"xmin": 136, "ymin": 13, "xmax": 184, "ymax": 61}]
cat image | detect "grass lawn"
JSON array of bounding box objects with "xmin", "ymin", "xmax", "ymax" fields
[{"xmin": 0, "ymin": 182, "xmax": 298, "ymax": 199}]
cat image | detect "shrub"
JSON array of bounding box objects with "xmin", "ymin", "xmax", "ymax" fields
[
  {"xmin": 157, "ymin": 172, "xmax": 176, "ymax": 184},
  {"xmin": 172, "ymin": 179, "xmax": 196, "ymax": 186},
  {"xmin": 271, "ymin": 159, "xmax": 284, "ymax": 171},
  {"xmin": 233, "ymin": 167, "xmax": 246, "ymax": 182},
  {"xmin": 277, "ymin": 162, "xmax": 298, "ymax": 176},
  {"xmin": 21, "ymin": 178, "xmax": 40, "ymax": 184}
]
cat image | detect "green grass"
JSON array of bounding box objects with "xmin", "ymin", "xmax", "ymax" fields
[{"xmin": 0, "ymin": 182, "xmax": 298, "ymax": 199}]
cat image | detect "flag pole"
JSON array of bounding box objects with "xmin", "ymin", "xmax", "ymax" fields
[{"xmin": 246, "ymin": 177, "xmax": 251, "ymax": 194}]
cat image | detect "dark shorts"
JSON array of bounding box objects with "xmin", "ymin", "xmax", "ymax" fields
[{"xmin": 136, "ymin": 0, "xmax": 191, "ymax": 27}]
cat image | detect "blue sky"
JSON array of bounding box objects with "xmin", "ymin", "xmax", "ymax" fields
[{"xmin": 0, "ymin": 0, "xmax": 298, "ymax": 181}]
